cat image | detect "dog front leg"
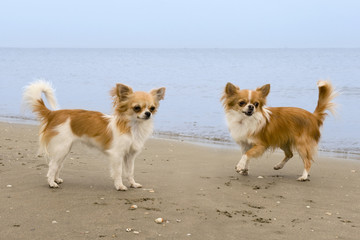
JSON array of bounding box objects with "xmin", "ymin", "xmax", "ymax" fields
[
  {"xmin": 236, "ymin": 145, "xmax": 266, "ymax": 175},
  {"xmin": 235, "ymin": 154, "xmax": 250, "ymax": 175},
  {"xmin": 109, "ymin": 155, "xmax": 127, "ymax": 191},
  {"xmin": 124, "ymin": 150, "xmax": 142, "ymax": 189},
  {"xmin": 235, "ymin": 142, "xmax": 252, "ymax": 175}
]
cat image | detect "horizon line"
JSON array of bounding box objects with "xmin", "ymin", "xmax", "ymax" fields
[{"xmin": 1, "ymin": 46, "xmax": 359, "ymax": 50}]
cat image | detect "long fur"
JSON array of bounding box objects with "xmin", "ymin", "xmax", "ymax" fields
[
  {"xmin": 23, "ymin": 80, "xmax": 165, "ymax": 190},
  {"xmin": 222, "ymin": 81, "xmax": 336, "ymax": 181}
]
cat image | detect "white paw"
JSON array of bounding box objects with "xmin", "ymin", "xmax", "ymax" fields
[
  {"xmin": 55, "ymin": 178, "xmax": 63, "ymax": 184},
  {"xmin": 115, "ymin": 184, "xmax": 128, "ymax": 191},
  {"xmin": 49, "ymin": 182, "xmax": 59, "ymax": 188},
  {"xmin": 130, "ymin": 183, "xmax": 142, "ymax": 188},
  {"xmin": 235, "ymin": 166, "xmax": 249, "ymax": 176},
  {"xmin": 273, "ymin": 164, "xmax": 283, "ymax": 170},
  {"xmin": 297, "ymin": 176, "xmax": 310, "ymax": 182}
]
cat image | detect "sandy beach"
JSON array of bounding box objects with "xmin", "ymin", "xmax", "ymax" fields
[{"xmin": 0, "ymin": 121, "xmax": 359, "ymax": 240}]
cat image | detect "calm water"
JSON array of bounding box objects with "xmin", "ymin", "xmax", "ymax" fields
[{"xmin": 0, "ymin": 48, "xmax": 359, "ymax": 158}]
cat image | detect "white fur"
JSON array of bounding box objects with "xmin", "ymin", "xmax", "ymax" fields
[
  {"xmin": 262, "ymin": 106, "xmax": 272, "ymax": 122},
  {"xmin": 317, "ymin": 80, "xmax": 326, "ymax": 87},
  {"xmin": 225, "ymin": 109, "xmax": 267, "ymax": 146},
  {"xmin": 235, "ymin": 154, "xmax": 249, "ymax": 174},
  {"xmin": 23, "ymin": 79, "xmax": 58, "ymax": 110},
  {"xmin": 45, "ymin": 119, "xmax": 73, "ymax": 188},
  {"xmin": 298, "ymin": 169, "xmax": 309, "ymax": 181}
]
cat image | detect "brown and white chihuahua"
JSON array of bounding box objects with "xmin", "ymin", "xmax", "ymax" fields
[
  {"xmin": 221, "ymin": 81, "xmax": 336, "ymax": 181},
  {"xmin": 23, "ymin": 80, "xmax": 165, "ymax": 190}
]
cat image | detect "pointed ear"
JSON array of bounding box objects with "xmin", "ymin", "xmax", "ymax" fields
[
  {"xmin": 256, "ymin": 84, "xmax": 270, "ymax": 97},
  {"xmin": 224, "ymin": 82, "xmax": 239, "ymax": 96},
  {"xmin": 150, "ymin": 87, "xmax": 166, "ymax": 102},
  {"xmin": 111, "ymin": 83, "xmax": 133, "ymax": 101}
]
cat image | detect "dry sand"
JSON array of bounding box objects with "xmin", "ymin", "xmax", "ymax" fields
[{"xmin": 0, "ymin": 121, "xmax": 359, "ymax": 240}]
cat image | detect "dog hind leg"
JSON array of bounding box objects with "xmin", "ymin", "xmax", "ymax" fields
[
  {"xmin": 54, "ymin": 156, "xmax": 68, "ymax": 184},
  {"xmin": 274, "ymin": 144, "xmax": 293, "ymax": 170},
  {"xmin": 46, "ymin": 143, "xmax": 71, "ymax": 188},
  {"xmin": 296, "ymin": 144, "xmax": 314, "ymax": 181}
]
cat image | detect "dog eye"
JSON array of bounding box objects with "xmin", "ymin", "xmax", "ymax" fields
[
  {"xmin": 149, "ymin": 106, "xmax": 156, "ymax": 112},
  {"xmin": 133, "ymin": 106, "xmax": 141, "ymax": 112},
  {"xmin": 239, "ymin": 101, "xmax": 246, "ymax": 107},
  {"xmin": 254, "ymin": 102, "xmax": 259, "ymax": 108}
]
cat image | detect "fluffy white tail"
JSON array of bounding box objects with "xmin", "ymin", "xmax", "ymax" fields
[{"xmin": 23, "ymin": 80, "xmax": 58, "ymax": 111}]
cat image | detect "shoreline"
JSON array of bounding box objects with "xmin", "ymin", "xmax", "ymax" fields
[
  {"xmin": 1, "ymin": 121, "xmax": 360, "ymax": 239},
  {"xmin": 1, "ymin": 116, "xmax": 359, "ymax": 161}
]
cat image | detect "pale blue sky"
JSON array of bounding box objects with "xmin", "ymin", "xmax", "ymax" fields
[{"xmin": 1, "ymin": 0, "xmax": 359, "ymax": 48}]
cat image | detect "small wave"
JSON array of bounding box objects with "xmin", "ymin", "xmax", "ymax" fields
[{"xmin": 0, "ymin": 115, "xmax": 38, "ymax": 125}]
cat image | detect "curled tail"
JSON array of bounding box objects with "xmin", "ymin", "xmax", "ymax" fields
[
  {"xmin": 22, "ymin": 80, "xmax": 58, "ymax": 120},
  {"xmin": 314, "ymin": 80, "xmax": 337, "ymax": 126}
]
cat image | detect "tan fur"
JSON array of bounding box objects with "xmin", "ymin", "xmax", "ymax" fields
[
  {"xmin": 33, "ymin": 99, "xmax": 113, "ymax": 150},
  {"xmin": 222, "ymin": 81, "xmax": 336, "ymax": 181}
]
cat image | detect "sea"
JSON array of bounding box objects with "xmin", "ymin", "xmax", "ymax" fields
[{"xmin": 0, "ymin": 48, "xmax": 359, "ymax": 159}]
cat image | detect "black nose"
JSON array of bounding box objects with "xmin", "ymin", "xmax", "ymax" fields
[
  {"xmin": 248, "ymin": 105, "xmax": 254, "ymax": 111},
  {"xmin": 145, "ymin": 111, "xmax": 151, "ymax": 118}
]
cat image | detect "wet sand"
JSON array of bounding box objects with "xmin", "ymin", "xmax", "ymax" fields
[{"xmin": 0, "ymin": 122, "xmax": 359, "ymax": 240}]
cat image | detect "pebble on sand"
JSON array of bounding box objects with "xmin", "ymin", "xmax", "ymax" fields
[
  {"xmin": 130, "ymin": 205, "xmax": 138, "ymax": 210},
  {"xmin": 6, "ymin": 185, "xmax": 12, "ymax": 188},
  {"xmin": 155, "ymin": 218, "xmax": 164, "ymax": 224}
]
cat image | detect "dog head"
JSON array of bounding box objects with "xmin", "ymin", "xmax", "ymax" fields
[
  {"xmin": 111, "ymin": 84, "xmax": 166, "ymax": 120},
  {"xmin": 221, "ymin": 82, "xmax": 270, "ymax": 117}
]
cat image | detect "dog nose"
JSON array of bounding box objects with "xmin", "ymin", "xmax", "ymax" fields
[
  {"xmin": 145, "ymin": 111, "xmax": 151, "ymax": 118},
  {"xmin": 248, "ymin": 105, "xmax": 254, "ymax": 111}
]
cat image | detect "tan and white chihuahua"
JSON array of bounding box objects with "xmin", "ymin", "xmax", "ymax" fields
[
  {"xmin": 23, "ymin": 80, "xmax": 165, "ymax": 190},
  {"xmin": 221, "ymin": 81, "xmax": 336, "ymax": 181}
]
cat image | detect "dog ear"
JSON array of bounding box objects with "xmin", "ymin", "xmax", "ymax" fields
[
  {"xmin": 256, "ymin": 84, "xmax": 270, "ymax": 97},
  {"xmin": 225, "ymin": 82, "xmax": 239, "ymax": 96},
  {"xmin": 150, "ymin": 87, "xmax": 166, "ymax": 102},
  {"xmin": 111, "ymin": 83, "xmax": 133, "ymax": 101}
]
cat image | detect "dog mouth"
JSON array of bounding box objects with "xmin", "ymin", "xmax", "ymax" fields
[
  {"xmin": 137, "ymin": 115, "xmax": 151, "ymax": 120},
  {"xmin": 137, "ymin": 116, "xmax": 151, "ymax": 120},
  {"xmin": 243, "ymin": 111, "xmax": 254, "ymax": 116}
]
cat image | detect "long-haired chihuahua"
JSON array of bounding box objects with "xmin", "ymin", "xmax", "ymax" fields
[
  {"xmin": 23, "ymin": 80, "xmax": 165, "ymax": 190},
  {"xmin": 221, "ymin": 81, "xmax": 336, "ymax": 181}
]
